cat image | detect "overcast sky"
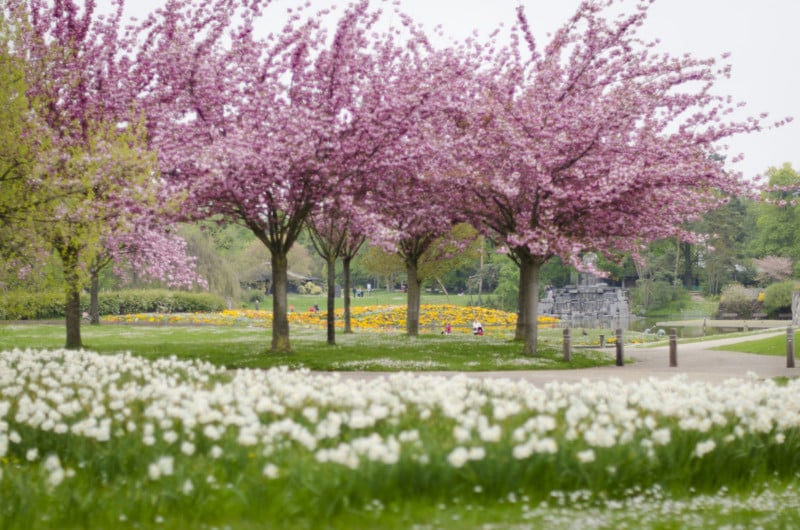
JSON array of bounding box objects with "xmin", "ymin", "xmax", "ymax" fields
[{"xmin": 124, "ymin": 0, "xmax": 800, "ymax": 180}]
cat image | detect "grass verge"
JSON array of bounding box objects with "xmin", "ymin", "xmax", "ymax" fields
[{"xmin": 0, "ymin": 323, "xmax": 617, "ymax": 371}]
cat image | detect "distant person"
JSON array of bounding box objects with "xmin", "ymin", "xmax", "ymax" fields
[{"xmin": 472, "ymin": 320, "xmax": 483, "ymax": 336}]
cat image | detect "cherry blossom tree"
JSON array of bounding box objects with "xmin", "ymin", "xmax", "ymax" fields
[
  {"xmin": 306, "ymin": 197, "xmax": 368, "ymax": 343},
  {"xmin": 138, "ymin": 0, "xmax": 468, "ymax": 351},
  {"xmin": 372, "ymin": 174, "xmax": 472, "ymax": 337},
  {"xmin": 84, "ymin": 220, "xmax": 206, "ymax": 324},
  {"xmin": 5, "ymin": 0, "xmax": 202, "ymax": 348},
  {"xmin": 458, "ymin": 1, "xmax": 776, "ymax": 355}
]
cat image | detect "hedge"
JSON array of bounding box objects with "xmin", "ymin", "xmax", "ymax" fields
[{"xmin": 0, "ymin": 289, "xmax": 225, "ymax": 320}]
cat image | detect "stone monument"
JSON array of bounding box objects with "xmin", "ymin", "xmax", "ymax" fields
[{"xmin": 539, "ymin": 254, "xmax": 631, "ymax": 329}]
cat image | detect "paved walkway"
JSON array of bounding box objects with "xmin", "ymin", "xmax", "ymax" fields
[{"xmin": 334, "ymin": 329, "xmax": 798, "ymax": 385}]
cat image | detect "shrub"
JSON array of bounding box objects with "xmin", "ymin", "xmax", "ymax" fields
[
  {"xmin": 0, "ymin": 290, "xmax": 64, "ymax": 320},
  {"xmin": 0, "ymin": 289, "xmax": 225, "ymax": 320},
  {"xmin": 717, "ymin": 283, "xmax": 757, "ymax": 318},
  {"xmin": 762, "ymin": 281, "xmax": 796, "ymax": 318},
  {"xmin": 298, "ymin": 281, "xmax": 323, "ymax": 295}
]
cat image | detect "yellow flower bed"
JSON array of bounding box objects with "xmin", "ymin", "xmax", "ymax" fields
[{"xmin": 104, "ymin": 304, "xmax": 559, "ymax": 333}]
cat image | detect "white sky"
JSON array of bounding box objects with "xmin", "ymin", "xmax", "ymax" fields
[{"xmin": 122, "ymin": 0, "xmax": 800, "ymax": 180}]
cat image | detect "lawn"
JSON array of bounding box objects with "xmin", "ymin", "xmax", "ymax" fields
[
  {"xmin": 712, "ymin": 330, "xmax": 799, "ymax": 356},
  {"xmin": 0, "ymin": 322, "xmax": 617, "ymax": 371}
]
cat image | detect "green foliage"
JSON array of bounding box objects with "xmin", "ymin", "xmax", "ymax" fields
[
  {"xmin": 0, "ymin": 21, "xmax": 41, "ymax": 263},
  {"xmin": 298, "ymin": 281, "xmax": 323, "ymax": 295},
  {"xmin": 762, "ymin": 280, "xmax": 796, "ymax": 317},
  {"xmin": 717, "ymin": 283, "xmax": 758, "ymax": 318},
  {"xmin": 483, "ymin": 252, "xmax": 519, "ymax": 311},
  {"xmin": 630, "ymin": 280, "xmax": 686, "ymax": 313},
  {"xmin": 751, "ymin": 164, "xmax": 800, "ymax": 262},
  {"xmin": 0, "ymin": 290, "xmax": 64, "ymax": 320},
  {"xmin": 0, "ymin": 289, "xmax": 224, "ymax": 319}
]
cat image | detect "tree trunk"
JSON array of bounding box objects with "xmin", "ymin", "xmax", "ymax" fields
[
  {"xmin": 62, "ymin": 248, "xmax": 83, "ymax": 349},
  {"xmin": 90, "ymin": 270, "xmax": 100, "ymax": 325},
  {"xmin": 343, "ymin": 256, "xmax": 353, "ymax": 334},
  {"xmin": 515, "ymin": 258, "xmax": 530, "ymax": 341},
  {"xmin": 681, "ymin": 241, "xmax": 693, "ymax": 289},
  {"xmin": 325, "ymin": 255, "xmax": 336, "ymax": 345},
  {"xmin": 521, "ymin": 256, "xmax": 541, "ymax": 356},
  {"xmin": 406, "ymin": 258, "xmax": 421, "ymax": 337},
  {"xmin": 271, "ymin": 250, "xmax": 291, "ymax": 352}
]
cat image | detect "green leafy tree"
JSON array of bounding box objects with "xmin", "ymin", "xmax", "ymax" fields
[
  {"xmin": 751, "ymin": 164, "xmax": 800, "ymax": 262},
  {"xmin": 0, "ymin": 16, "xmax": 43, "ymax": 269}
]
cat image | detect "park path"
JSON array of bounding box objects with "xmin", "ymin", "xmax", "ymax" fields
[{"xmin": 333, "ymin": 328, "xmax": 798, "ymax": 385}]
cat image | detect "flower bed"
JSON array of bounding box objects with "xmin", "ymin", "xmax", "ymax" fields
[
  {"xmin": 103, "ymin": 304, "xmax": 560, "ymax": 334},
  {"xmin": 1, "ymin": 348, "xmax": 799, "ymax": 528}
]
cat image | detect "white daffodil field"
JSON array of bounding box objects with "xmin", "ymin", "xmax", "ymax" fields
[{"xmin": 2, "ymin": 348, "xmax": 800, "ymax": 529}]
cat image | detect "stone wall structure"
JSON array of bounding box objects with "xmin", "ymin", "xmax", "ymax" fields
[{"xmin": 539, "ymin": 283, "xmax": 631, "ymax": 330}]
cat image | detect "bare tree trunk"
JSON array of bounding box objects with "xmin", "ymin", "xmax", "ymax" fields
[
  {"xmin": 343, "ymin": 256, "xmax": 353, "ymax": 334},
  {"xmin": 325, "ymin": 255, "xmax": 336, "ymax": 345},
  {"xmin": 271, "ymin": 251, "xmax": 291, "ymax": 352},
  {"xmin": 434, "ymin": 276, "xmax": 450, "ymax": 302},
  {"xmin": 62, "ymin": 247, "xmax": 83, "ymax": 349},
  {"xmin": 89, "ymin": 270, "xmax": 100, "ymax": 325},
  {"xmin": 521, "ymin": 256, "xmax": 541, "ymax": 356},
  {"xmin": 515, "ymin": 258, "xmax": 530, "ymax": 341},
  {"xmin": 406, "ymin": 258, "xmax": 421, "ymax": 337}
]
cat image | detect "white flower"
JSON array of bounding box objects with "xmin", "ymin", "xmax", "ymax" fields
[
  {"xmin": 26, "ymin": 448, "xmax": 38, "ymax": 461},
  {"xmin": 467, "ymin": 446, "xmax": 486, "ymax": 461},
  {"xmin": 694, "ymin": 439, "xmax": 716, "ymax": 458},
  {"xmin": 148, "ymin": 456, "xmax": 175, "ymax": 480},
  {"xmin": 447, "ymin": 446, "xmax": 469, "ymax": 468},
  {"xmin": 181, "ymin": 479, "xmax": 194, "ymax": 495},
  {"xmin": 44, "ymin": 454, "xmax": 65, "ymax": 488},
  {"xmin": 210, "ymin": 445, "xmax": 223, "ymax": 459},
  {"xmin": 577, "ymin": 449, "xmax": 595, "ymax": 463},
  {"xmin": 181, "ymin": 441, "xmax": 196, "ymax": 456},
  {"xmin": 262, "ymin": 463, "xmax": 280, "ymax": 479},
  {"xmin": 652, "ymin": 428, "xmax": 671, "ymax": 446}
]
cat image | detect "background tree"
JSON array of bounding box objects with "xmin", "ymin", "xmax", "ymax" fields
[
  {"xmin": 459, "ymin": 2, "xmax": 769, "ymax": 355},
  {"xmin": 357, "ymin": 244, "xmax": 405, "ymax": 293},
  {"xmin": 753, "ymin": 256, "xmax": 793, "ymax": 286},
  {"xmin": 4, "ymin": 0, "xmax": 203, "ymax": 348},
  {"xmin": 140, "ymin": 0, "xmax": 468, "ymax": 351},
  {"xmin": 306, "ymin": 197, "xmax": 368, "ymax": 343},
  {"xmin": 696, "ymin": 195, "xmax": 757, "ymax": 294},
  {"xmin": 751, "ymin": 164, "xmax": 800, "ymax": 264},
  {"xmin": 0, "ymin": 15, "xmax": 45, "ymax": 270}
]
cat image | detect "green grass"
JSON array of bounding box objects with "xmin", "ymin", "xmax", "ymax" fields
[
  {"xmin": 711, "ymin": 330, "xmax": 799, "ymax": 356},
  {"xmin": 250, "ymin": 291, "xmax": 482, "ymax": 310},
  {"xmin": 0, "ymin": 323, "xmax": 617, "ymax": 371}
]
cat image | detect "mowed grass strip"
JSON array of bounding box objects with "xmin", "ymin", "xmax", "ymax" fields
[
  {"xmin": 0, "ymin": 323, "xmax": 616, "ymax": 371},
  {"xmin": 711, "ymin": 330, "xmax": 800, "ymax": 356}
]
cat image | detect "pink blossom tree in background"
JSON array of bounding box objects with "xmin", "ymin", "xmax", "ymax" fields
[
  {"xmin": 137, "ymin": 0, "xmax": 468, "ymax": 351},
  {"xmin": 458, "ymin": 1, "xmax": 775, "ymax": 355},
  {"xmin": 306, "ymin": 197, "xmax": 368, "ymax": 344},
  {"xmin": 5, "ymin": 0, "xmax": 203, "ymax": 348},
  {"xmin": 85, "ymin": 219, "xmax": 206, "ymax": 324}
]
